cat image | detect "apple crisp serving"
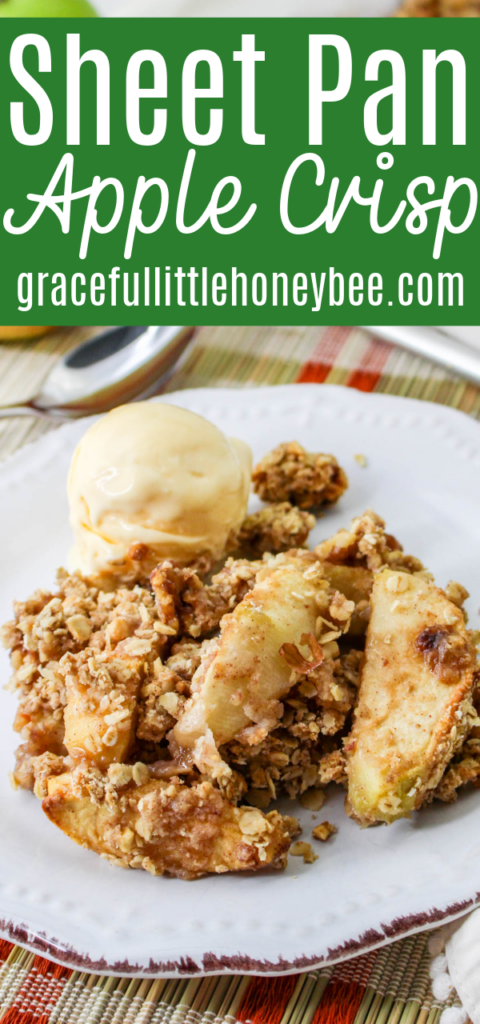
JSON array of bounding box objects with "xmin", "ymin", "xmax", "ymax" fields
[{"xmin": 2, "ymin": 441, "xmax": 479, "ymax": 880}]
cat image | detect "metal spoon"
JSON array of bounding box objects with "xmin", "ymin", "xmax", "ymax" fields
[
  {"xmin": 363, "ymin": 325, "xmax": 480, "ymax": 386},
  {"xmin": 0, "ymin": 324, "xmax": 195, "ymax": 420}
]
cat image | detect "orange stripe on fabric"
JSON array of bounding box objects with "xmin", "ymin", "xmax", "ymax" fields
[
  {"xmin": 311, "ymin": 978, "xmax": 365, "ymax": 1024},
  {"xmin": 28, "ymin": 962, "xmax": 72, "ymax": 1024},
  {"xmin": 237, "ymin": 975, "xmax": 297, "ymax": 1024},
  {"xmin": 345, "ymin": 369, "xmax": 382, "ymax": 393},
  {"xmin": 296, "ymin": 326, "xmax": 353, "ymax": 383},
  {"xmin": 345, "ymin": 338, "xmax": 393, "ymax": 393},
  {"xmin": 0, "ymin": 1010, "xmax": 37, "ymax": 1023},
  {"xmin": 0, "ymin": 942, "xmax": 13, "ymax": 964},
  {"xmin": 30, "ymin": 955, "xmax": 71, "ymax": 979},
  {"xmin": 296, "ymin": 361, "xmax": 333, "ymax": 384},
  {"xmin": 0, "ymin": 957, "xmax": 72, "ymax": 1024}
]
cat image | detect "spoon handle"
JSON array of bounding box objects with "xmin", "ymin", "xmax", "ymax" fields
[{"xmin": 0, "ymin": 402, "xmax": 52, "ymax": 419}]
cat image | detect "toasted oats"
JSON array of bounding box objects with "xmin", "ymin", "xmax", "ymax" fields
[
  {"xmin": 106, "ymin": 618, "xmax": 131, "ymax": 643},
  {"xmin": 108, "ymin": 763, "xmax": 133, "ymax": 788},
  {"xmin": 245, "ymin": 788, "xmax": 272, "ymax": 809},
  {"xmin": 103, "ymin": 726, "xmax": 119, "ymax": 747},
  {"xmin": 252, "ymin": 442, "xmax": 348, "ymax": 510},
  {"xmin": 151, "ymin": 558, "xmax": 263, "ymax": 639},
  {"xmin": 290, "ymin": 841, "xmax": 318, "ymax": 864},
  {"xmin": 132, "ymin": 762, "xmax": 149, "ymax": 786},
  {"xmin": 445, "ymin": 581, "xmax": 470, "ymax": 608},
  {"xmin": 66, "ymin": 614, "xmax": 92, "ymax": 641},
  {"xmin": 238, "ymin": 808, "xmax": 269, "ymax": 836},
  {"xmin": 316, "ymin": 510, "xmax": 424, "ymax": 575},
  {"xmin": 300, "ymin": 788, "xmax": 326, "ymax": 811},
  {"xmin": 235, "ymin": 503, "xmax": 315, "ymax": 555},
  {"xmin": 159, "ymin": 692, "xmax": 181, "ymax": 715},
  {"xmin": 329, "ymin": 592, "xmax": 355, "ymax": 622},
  {"xmin": 312, "ymin": 821, "xmax": 337, "ymax": 842}
]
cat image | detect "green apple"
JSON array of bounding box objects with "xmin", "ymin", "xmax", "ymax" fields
[{"xmin": 0, "ymin": 0, "xmax": 97, "ymax": 15}]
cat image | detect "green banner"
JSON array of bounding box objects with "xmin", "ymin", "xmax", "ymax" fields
[{"xmin": 0, "ymin": 18, "xmax": 478, "ymax": 324}]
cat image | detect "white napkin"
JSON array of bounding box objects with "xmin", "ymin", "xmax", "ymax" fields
[
  {"xmin": 429, "ymin": 912, "xmax": 480, "ymax": 1023},
  {"xmin": 445, "ymin": 912, "xmax": 480, "ymax": 1024}
]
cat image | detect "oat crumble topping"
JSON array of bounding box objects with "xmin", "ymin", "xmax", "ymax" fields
[
  {"xmin": 3, "ymin": 467, "xmax": 479, "ymax": 879},
  {"xmin": 252, "ymin": 442, "xmax": 348, "ymax": 510},
  {"xmin": 235, "ymin": 503, "xmax": 315, "ymax": 555},
  {"xmin": 290, "ymin": 841, "xmax": 318, "ymax": 864},
  {"xmin": 312, "ymin": 821, "xmax": 337, "ymax": 842}
]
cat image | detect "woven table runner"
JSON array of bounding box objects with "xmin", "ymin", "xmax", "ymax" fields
[{"xmin": 0, "ymin": 323, "xmax": 477, "ymax": 1024}]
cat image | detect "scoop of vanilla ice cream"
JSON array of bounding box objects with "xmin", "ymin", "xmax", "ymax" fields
[{"xmin": 68, "ymin": 402, "xmax": 252, "ymax": 575}]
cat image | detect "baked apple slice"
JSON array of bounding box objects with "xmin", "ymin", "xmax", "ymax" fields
[
  {"xmin": 43, "ymin": 767, "xmax": 293, "ymax": 879},
  {"xmin": 346, "ymin": 568, "xmax": 478, "ymax": 825},
  {"xmin": 172, "ymin": 557, "xmax": 347, "ymax": 757},
  {"xmin": 320, "ymin": 564, "xmax": 373, "ymax": 636},
  {"xmin": 61, "ymin": 640, "xmax": 151, "ymax": 770}
]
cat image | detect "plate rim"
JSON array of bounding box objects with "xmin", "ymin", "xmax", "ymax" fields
[
  {"xmin": 0, "ymin": 894, "xmax": 478, "ymax": 978},
  {"xmin": 1, "ymin": 383, "xmax": 479, "ymax": 485},
  {"xmin": 1, "ymin": 382, "xmax": 479, "ymax": 977}
]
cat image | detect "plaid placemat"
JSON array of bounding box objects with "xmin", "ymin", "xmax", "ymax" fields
[
  {"xmin": 1, "ymin": 324, "xmax": 479, "ymax": 463},
  {"xmin": 0, "ymin": 932, "xmax": 464, "ymax": 1023},
  {"xmin": 0, "ymin": 323, "xmax": 477, "ymax": 1024}
]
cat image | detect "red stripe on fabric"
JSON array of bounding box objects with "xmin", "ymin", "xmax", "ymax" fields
[
  {"xmin": 237, "ymin": 976, "xmax": 297, "ymax": 1024},
  {"xmin": 311, "ymin": 979, "xmax": 365, "ymax": 1024},
  {"xmin": 28, "ymin": 967, "xmax": 71, "ymax": 1022},
  {"xmin": 0, "ymin": 942, "xmax": 13, "ymax": 964},
  {"xmin": 0, "ymin": 958, "xmax": 72, "ymax": 1024},
  {"xmin": 50, "ymin": 964, "xmax": 71, "ymax": 980},
  {"xmin": 295, "ymin": 326, "xmax": 353, "ymax": 384},
  {"xmin": 345, "ymin": 338, "xmax": 393, "ymax": 393},
  {"xmin": 30, "ymin": 956, "xmax": 70, "ymax": 980},
  {"xmin": 0, "ymin": 1011, "xmax": 37, "ymax": 1024},
  {"xmin": 297, "ymin": 330, "xmax": 394, "ymax": 392},
  {"xmin": 296, "ymin": 361, "xmax": 333, "ymax": 384},
  {"xmin": 345, "ymin": 369, "xmax": 382, "ymax": 393}
]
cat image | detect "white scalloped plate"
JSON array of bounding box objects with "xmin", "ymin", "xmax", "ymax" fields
[{"xmin": 0, "ymin": 384, "xmax": 480, "ymax": 978}]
